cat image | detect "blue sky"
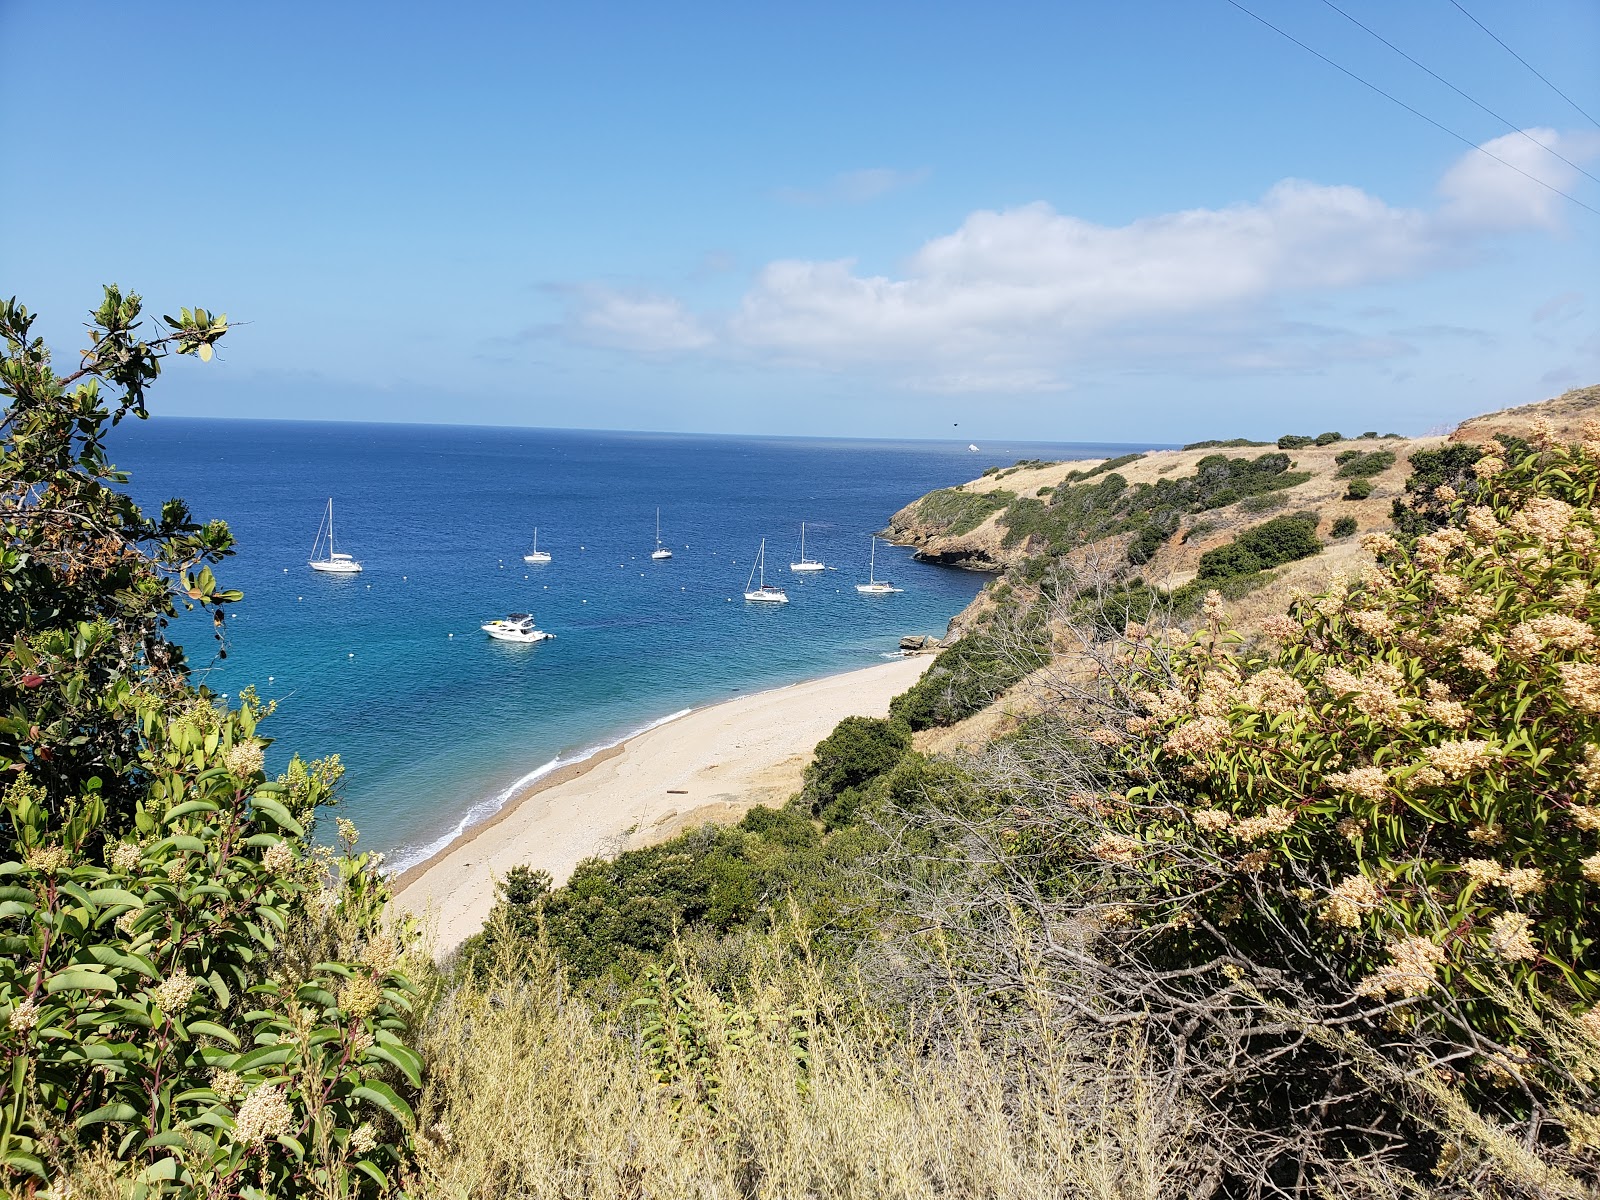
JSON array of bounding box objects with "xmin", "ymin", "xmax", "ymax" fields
[{"xmin": 3, "ymin": 1, "xmax": 1597, "ymax": 441}]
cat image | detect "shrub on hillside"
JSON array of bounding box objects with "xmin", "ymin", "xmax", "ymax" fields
[
  {"xmin": 801, "ymin": 716, "xmax": 913, "ymax": 829},
  {"xmin": 1195, "ymin": 512, "xmax": 1320, "ymax": 580},
  {"xmin": 1345, "ymin": 477, "xmax": 1374, "ymax": 500},
  {"xmin": 890, "ymin": 621, "xmax": 1049, "ymax": 730},
  {"xmin": 1334, "ymin": 448, "xmax": 1396, "ymax": 479},
  {"xmin": 1331, "ymin": 515, "xmax": 1357, "ymax": 538},
  {"xmin": 1075, "ymin": 425, "xmax": 1600, "ymax": 1184},
  {"xmin": 1314, "ymin": 431, "xmax": 1343, "ymax": 445},
  {"xmin": 1277, "ymin": 434, "xmax": 1315, "ymax": 449}
]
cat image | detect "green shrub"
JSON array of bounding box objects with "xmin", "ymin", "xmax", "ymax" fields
[
  {"xmin": 1108, "ymin": 435, "xmax": 1600, "ymax": 1078},
  {"xmin": 802, "ymin": 716, "xmax": 913, "ymax": 828},
  {"xmin": 1195, "ymin": 512, "xmax": 1320, "ymax": 580},
  {"xmin": 912, "ymin": 487, "xmax": 1015, "ymax": 535},
  {"xmin": 1183, "ymin": 438, "xmax": 1271, "ymax": 450},
  {"xmin": 1314, "ymin": 431, "xmax": 1343, "ymax": 445},
  {"xmin": 1237, "ymin": 492, "xmax": 1287, "ymax": 514},
  {"xmin": 1344, "ymin": 478, "xmax": 1374, "ymax": 500},
  {"xmin": 0, "ymin": 291, "xmax": 420, "ymax": 1194},
  {"xmin": 1331, "ymin": 515, "xmax": 1358, "ymax": 537},
  {"xmin": 1334, "ymin": 449, "xmax": 1396, "ymax": 479},
  {"xmin": 891, "ymin": 624, "xmax": 1048, "ymax": 730},
  {"xmin": 1277, "ymin": 434, "xmax": 1315, "ymax": 449}
]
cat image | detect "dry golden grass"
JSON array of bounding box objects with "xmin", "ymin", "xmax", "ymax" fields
[{"xmin": 405, "ymin": 937, "xmax": 1203, "ymax": 1200}]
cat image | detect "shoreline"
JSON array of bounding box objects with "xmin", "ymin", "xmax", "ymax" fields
[{"xmin": 392, "ymin": 654, "xmax": 933, "ymax": 955}]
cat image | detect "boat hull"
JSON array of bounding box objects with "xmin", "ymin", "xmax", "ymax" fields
[
  {"xmin": 482, "ymin": 625, "xmax": 554, "ymax": 643},
  {"xmin": 856, "ymin": 583, "xmax": 901, "ymax": 594},
  {"xmin": 523, "ymin": 553, "xmax": 552, "ymax": 563},
  {"xmin": 744, "ymin": 590, "xmax": 789, "ymax": 604},
  {"xmin": 310, "ymin": 560, "xmax": 363, "ymax": 574},
  {"xmin": 651, "ymin": 550, "xmax": 673, "ymax": 560},
  {"xmin": 789, "ymin": 562, "xmax": 826, "ymax": 572}
]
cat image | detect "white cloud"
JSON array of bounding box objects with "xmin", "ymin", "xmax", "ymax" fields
[
  {"xmin": 566, "ymin": 287, "xmax": 712, "ymax": 353},
  {"xmin": 567, "ymin": 130, "xmax": 1598, "ymax": 390},
  {"xmin": 774, "ymin": 167, "xmax": 930, "ymax": 206},
  {"xmin": 1437, "ymin": 128, "xmax": 1600, "ymax": 232}
]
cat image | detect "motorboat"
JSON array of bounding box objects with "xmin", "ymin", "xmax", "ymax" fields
[
  {"xmin": 309, "ymin": 498, "xmax": 362, "ymax": 573},
  {"xmin": 481, "ymin": 613, "xmax": 554, "ymax": 643},
  {"xmin": 743, "ymin": 539, "xmax": 788, "ymax": 603}
]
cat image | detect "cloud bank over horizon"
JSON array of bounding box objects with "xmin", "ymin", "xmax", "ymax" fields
[{"xmin": 566, "ymin": 129, "xmax": 1598, "ymax": 394}]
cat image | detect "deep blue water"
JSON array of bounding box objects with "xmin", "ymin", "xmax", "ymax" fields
[{"xmin": 110, "ymin": 419, "xmax": 1155, "ymax": 869}]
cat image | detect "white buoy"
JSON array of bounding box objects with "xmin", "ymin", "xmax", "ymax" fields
[
  {"xmin": 298, "ymin": 596, "xmax": 303, "ymax": 601},
  {"xmin": 268, "ymin": 676, "xmax": 274, "ymax": 682},
  {"xmin": 448, "ymin": 633, "xmax": 453, "ymax": 638},
  {"xmin": 348, "ymin": 652, "xmax": 354, "ymax": 658},
  {"xmin": 582, "ymin": 599, "xmax": 588, "ymax": 603},
  {"xmin": 282, "ymin": 568, "xmax": 288, "ymax": 573}
]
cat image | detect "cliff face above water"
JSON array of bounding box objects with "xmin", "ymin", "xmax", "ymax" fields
[{"xmin": 884, "ymin": 384, "xmax": 1600, "ymax": 591}]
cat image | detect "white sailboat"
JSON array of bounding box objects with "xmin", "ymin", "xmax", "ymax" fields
[
  {"xmin": 743, "ymin": 539, "xmax": 788, "ymax": 603},
  {"xmin": 651, "ymin": 508, "xmax": 673, "ymax": 560},
  {"xmin": 523, "ymin": 528, "xmax": 551, "ymax": 564},
  {"xmin": 789, "ymin": 522, "xmax": 827, "ymax": 572},
  {"xmin": 308, "ymin": 498, "xmax": 362, "ymax": 574},
  {"xmin": 855, "ymin": 536, "xmax": 902, "ymax": 594}
]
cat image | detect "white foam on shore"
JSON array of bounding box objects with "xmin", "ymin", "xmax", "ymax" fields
[{"xmin": 384, "ymin": 707, "xmax": 694, "ymax": 877}]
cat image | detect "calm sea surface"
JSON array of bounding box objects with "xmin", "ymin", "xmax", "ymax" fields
[{"xmin": 110, "ymin": 419, "xmax": 1157, "ymax": 869}]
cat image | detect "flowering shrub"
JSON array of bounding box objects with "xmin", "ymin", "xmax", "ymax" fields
[
  {"xmin": 1104, "ymin": 423, "xmax": 1600, "ymax": 1084},
  {"xmin": 0, "ymin": 291, "xmax": 422, "ymax": 1195}
]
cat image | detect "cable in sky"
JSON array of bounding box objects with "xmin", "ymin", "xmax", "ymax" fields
[
  {"xmin": 1218, "ymin": 0, "xmax": 1600, "ymax": 220},
  {"xmin": 1317, "ymin": 0, "xmax": 1598, "ymax": 188},
  {"xmin": 1447, "ymin": 0, "xmax": 1600, "ymax": 130}
]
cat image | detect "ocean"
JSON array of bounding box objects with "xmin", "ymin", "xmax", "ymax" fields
[{"xmin": 110, "ymin": 419, "xmax": 1155, "ymax": 870}]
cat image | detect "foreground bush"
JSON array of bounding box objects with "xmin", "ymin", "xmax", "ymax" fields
[
  {"xmin": 1045, "ymin": 423, "xmax": 1600, "ymax": 1190},
  {"xmin": 1, "ymin": 291, "xmax": 422, "ymax": 1195}
]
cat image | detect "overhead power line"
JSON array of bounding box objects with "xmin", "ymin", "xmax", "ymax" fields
[
  {"xmin": 1317, "ymin": 0, "xmax": 1598, "ymax": 188},
  {"xmin": 1446, "ymin": 0, "xmax": 1600, "ymax": 130},
  {"xmin": 1219, "ymin": 0, "xmax": 1600, "ymax": 220}
]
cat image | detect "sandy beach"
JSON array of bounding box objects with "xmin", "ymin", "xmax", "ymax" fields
[{"xmin": 392, "ymin": 654, "xmax": 933, "ymax": 955}]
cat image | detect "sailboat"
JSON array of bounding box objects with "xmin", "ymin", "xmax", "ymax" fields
[
  {"xmin": 651, "ymin": 508, "xmax": 673, "ymax": 560},
  {"xmin": 308, "ymin": 498, "xmax": 362, "ymax": 574},
  {"xmin": 743, "ymin": 539, "xmax": 788, "ymax": 603},
  {"xmin": 523, "ymin": 528, "xmax": 551, "ymax": 564},
  {"xmin": 855, "ymin": 536, "xmax": 902, "ymax": 594},
  {"xmin": 789, "ymin": 522, "xmax": 827, "ymax": 572}
]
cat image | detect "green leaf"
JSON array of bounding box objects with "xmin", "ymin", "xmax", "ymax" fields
[
  {"xmin": 352, "ymin": 1080, "xmax": 414, "ymax": 1127},
  {"xmin": 248, "ymin": 796, "xmax": 303, "ymax": 836},
  {"xmin": 187, "ymin": 1020, "xmax": 240, "ymax": 1047},
  {"xmin": 76, "ymin": 1101, "xmax": 140, "ymax": 1127},
  {"xmin": 46, "ymin": 967, "xmax": 118, "ymax": 994}
]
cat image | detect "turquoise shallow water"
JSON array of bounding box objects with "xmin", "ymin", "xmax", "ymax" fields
[{"xmin": 110, "ymin": 419, "xmax": 1157, "ymax": 868}]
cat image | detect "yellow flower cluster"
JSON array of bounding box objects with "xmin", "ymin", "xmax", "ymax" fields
[
  {"xmin": 25, "ymin": 845, "xmax": 69, "ymax": 874},
  {"xmin": 110, "ymin": 842, "xmax": 141, "ymax": 872},
  {"xmin": 1559, "ymin": 662, "xmax": 1600, "ymax": 714},
  {"xmin": 152, "ymin": 970, "xmax": 201, "ymax": 1012},
  {"xmin": 209, "ymin": 1069, "xmax": 245, "ymax": 1100},
  {"xmin": 1323, "ymin": 663, "xmax": 1406, "ymax": 727},
  {"xmin": 8, "ymin": 998, "xmax": 40, "ymax": 1033},
  {"xmin": 1358, "ymin": 936, "xmax": 1446, "ymax": 998},
  {"xmin": 1579, "ymin": 745, "xmax": 1600, "ymax": 791},
  {"xmin": 1233, "ymin": 805, "xmax": 1295, "ymax": 842},
  {"xmin": 1583, "ymin": 853, "xmax": 1600, "ymax": 884},
  {"xmin": 234, "ymin": 1084, "xmax": 294, "ymax": 1148},
  {"xmin": 338, "ymin": 974, "xmax": 383, "ymax": 1018},
  {"xmin": 1506, "ymin": 495, "xmax": 1575, "ymax": 546},
  {"xmin": 1191, "ymin": 808, "xmax": 1234, "ymax": 833},
  {"xmin": 223, "ymin": 739, "xmax": 265, "ymax": 780},
  {"xmin": 261, "ymin": 842, "xmax": 295, "ymax": 874},
  {"xmin": 1460, "ymin": 859, "xmax": 1545, "ymax": 896},
  {"xmin": 1086, "ymin": 727, "xmax": 1125, "ymax": 746},
  {"xmin": 1321, "ymin": 874, "xmax": 1382, "ymax": 928},
  {"xmin": 1325, "ymin": 766, "xmax": 1388, "ymax": 801},
  {"xmin": 1240, "ymin": 667, "xmax": 1308, "ymax": 715},
  {"xmin": 1423, "ymin": 739, "xmax": 1498, "ymax": 780},
  {"xmin": 1487, "ymin": 912, "xmax": 1538, "ymax": 962},
  {"xmin": 1089, "ymin": 834, "xmax": 1142, "ymax": 864},
  {"xmin": 1162, "ymin": 716, "xmax": 1230, "ymax": 758}
]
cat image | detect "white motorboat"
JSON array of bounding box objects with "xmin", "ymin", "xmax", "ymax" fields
[
  {"xmin": 651, "ymin": 508, "xmax": 673, "ymax": 560},
  {"xmin": 855, "ymin": 536, "xmax": 903, "ymax": 594},
  {"xmin": 481, "ymin": 613, "xmax": 554, "ymax": 643},
  {"xmin": 308, "ymin": 498, "xmax": 363, "ymax": 574},
  {"xmin": 789, "ymin": 522, "xmax": 827, "ymax": 572},
  {"xmin": 523, "ymin": 528, "xmax": 551, "ymax": 564},
  {"xmin": 743, "ymin": 539, "xmax": 788, "ymax": 603}
]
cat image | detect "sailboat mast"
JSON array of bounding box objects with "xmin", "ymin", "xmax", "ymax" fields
[
  {"xmin": 869, "ymin": 536, "xmax": 876, "ymax": 583},
  {"xmin": 328, "ymin": 499, "xmax": 335, "ymax": 557}
]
